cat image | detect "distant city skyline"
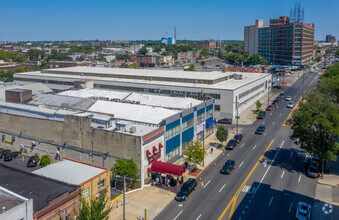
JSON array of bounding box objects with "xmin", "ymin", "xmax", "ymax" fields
[{"xmin": 1, "ymin": 0, "xmax": 338, "ymax": 41}]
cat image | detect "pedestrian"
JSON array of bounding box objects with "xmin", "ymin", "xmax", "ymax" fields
[
  {"xmin": 211, "ymin": 147, "xmax": 214, "ymax": 154},
  {"xmin": 167, "ymin": 177, "xmax": 171, "ymax": 186},
  {"xmin": 165, "ymin": 177, "xmax": 168, "ymax": 186},
  {"xmin": 156, "ymin": 177, "xmax": 159, "ymax": 186}
]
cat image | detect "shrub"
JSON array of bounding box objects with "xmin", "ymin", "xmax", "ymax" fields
[{"xmin": 40, "ymin": 155, "xmax": 51, "ymax": 167}]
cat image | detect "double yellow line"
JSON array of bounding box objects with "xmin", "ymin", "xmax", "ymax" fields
[{"xmin": 218, "ymin": 139, "xmax": 275, "ymax": 220}]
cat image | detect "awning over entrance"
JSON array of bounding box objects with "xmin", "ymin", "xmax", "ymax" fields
[
  {"xmin": 149, "ymin": 161, "xmax": 186, "ymax": 176},
  {"xmin": 206, "ymin": 120, "xmax": 216, "ymax": 129}
]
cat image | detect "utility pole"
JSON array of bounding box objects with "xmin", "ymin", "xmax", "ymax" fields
[
  {"xmin": 267, "ymin": 82, "xmax": 270, "ymax": 106},
  {"xmin": 236, "ymin": 96, "xmax": 239, "ymax": 135},
  {"xmin": 302, "ymin": 68, "xmax": 305, "ymax": 98},
  {"xmin": 123, "ymin": 175, "xmax": 126, "ymax": 220},
  {"xmin": 202, "ymin": 91, "xmax": 206, "ymax": 167}
]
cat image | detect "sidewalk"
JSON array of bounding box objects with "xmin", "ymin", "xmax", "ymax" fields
[{"xmin": 109, "ymin": 185, "xmax": 175, "ymax": 220}]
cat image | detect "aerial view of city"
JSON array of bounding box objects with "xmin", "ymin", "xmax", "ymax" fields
[{"xmin": 0, "ymin": 0, "xmax": 338, "ymax": 220}]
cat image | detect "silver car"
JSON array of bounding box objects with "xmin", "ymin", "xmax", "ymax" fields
[
  {"xmin": 287, "ymin": 101, "xmax": 294, "ymax": 108},
  {"xmin": 285, "ymin": 96, "xmax": 292, "ymax": 101}
]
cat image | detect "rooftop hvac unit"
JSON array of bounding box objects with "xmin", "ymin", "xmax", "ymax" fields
[
  {"xmin": 234, "ymin": 74, "xmax": 243, "ymax": 80},
  {"xmin": 105, "ymin": 97, "xmax": 109, "ymax": 101},
  {"xmin": 132, "ymin": 101, "xmax": 136, "ymax": 104},
  {"xmin": 136, "ymin": 101, "xmax": 141, "ymax": 104},
  {"xmin": 129, "ymin": 126, "xmax": 136, "ymax": 133}
]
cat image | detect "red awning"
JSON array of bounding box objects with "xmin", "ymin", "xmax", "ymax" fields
[
  {"xmin": 153, "ymin": 146, "xmax": 158, "ymax": 152},
  {"xmin": 150, "ymin": 161, "xmax": 186, "ymax": 176},
  {"xmin": 146, "ymin": 150, "xmax": 152, "ymax": 156},
  {"xmin": 159, "ymin": 143, "xmax": 164, "ymax": 148}
]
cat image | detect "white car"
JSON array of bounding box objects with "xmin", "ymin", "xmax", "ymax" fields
[
  {"xmin": 296, "ymin": 202, "xmax": 311, "ymax": 220},
  {"xmin": 287, "ymin": 101, "xmax": 294, "ymax": 108},
  {"xmin": 285, "ymin": 72, "xmax": 291, "ymax": 76},
  {"xmin": 285, "ymin": 96, "xmax": 292, "ymax": 101}
]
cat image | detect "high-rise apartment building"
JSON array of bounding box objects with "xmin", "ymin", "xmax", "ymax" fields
[
  {"xmin": 244, "ymin": 19, "xmax": 264, "ymax": 54},
  {"xmin": 246, "ymin": 16, "xmax": 314, "ymax": 65},
  {"xmin": 326, "ymin": 34, "xmax": 336, "ymax": 43}
]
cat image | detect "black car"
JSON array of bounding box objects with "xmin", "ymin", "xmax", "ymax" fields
[
  {"xmin": 257, "ymin": 111, "xmax": 266, "ymax": 119},
  {"xmin": 279, "ymin": 93, "xmax": 284, "ymax": 97},
  {"xmin": 0, "ymin": 149, "xmax": 11, "ymax": 158},
  {"xmin": 27, "ymin": 155, "xmax": 40, "ymax": 167},
  {"xmin": 218, "ymin": 118, "xmax": 232, "ymax": 124},
  {"xmin": 272, "ymin": 99, "xmax": 279, "ymax": 105},
  {"xmin": 4, "ymin": 152, "xmax": 19, "ymax": 161},
  {"xmin": 307, "ymin": 165, "xmax": 320, "ymax": 178},
  {"xmin": 234, "ymin": 134, "xmax": 243, "ymax": 144},
  {"xmin": 175, "ymin": 178, "xmax": 197, "ymax": 201},
  {"xmin": 273, "ymin": 85, "xmax": 283, "ymax": 89},
  {"xmin": 220, "ymin": 160, "xmax": 235, "ymax": 174},
  {"xmin": 255, "ymin": 125, "xmax": 265, "ymax": 134},
  {"xmin": 226, "ymin": 139, "xmax": 237, "ymax": 150}
]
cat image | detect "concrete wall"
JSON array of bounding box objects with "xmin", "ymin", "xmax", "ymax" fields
[
  {"xmin": 0, "ymin": 198, "xmax": 33, "ymax": 220},
  {"xmin": 0, "ymin": 113, "xmax": 141, "ymax": 170}
]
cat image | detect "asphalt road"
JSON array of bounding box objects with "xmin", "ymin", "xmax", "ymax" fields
[{"xmin": 155, "ymin": 69, "xmax": 320, "ymax": 220}]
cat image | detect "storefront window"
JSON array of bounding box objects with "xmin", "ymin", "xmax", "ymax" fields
[
  {"xmin": 98, "ymin": 180, "xmax": 104, "ymax": 189},
  {"xmin": 165, "ymin": 125, "xmax": 180, "ymax": 140},
  {"xmin": 206, "ymin": 109, "xmax": 213, "ymax": 117},
  {"xmin": 197, "ymin": 112, "xmax": 204, "ymax": 121},
  {"xmin": 166, "ymin": 147, "xmax": 179, "ymax": 161},
  {"xmin": 182, "ymin": 118, "xmax": 193, "ymax": 131}
]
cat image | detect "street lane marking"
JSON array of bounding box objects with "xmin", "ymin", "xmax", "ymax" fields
[
  {"xmin": 218, "ymin": 139, "xmax": 275, "ymax": 220},
  {"xmin": 240, "ymin": 143, "xmax": 245, "ymax": 148},
  {"xmin": 196, "ymin": 214, "xmax": 202, "ymax": 220},
  {"xmin": 204, "ymin": 180, "xmax": 211, "ymax": 188},
  {"xmin": 281, "ymin": 171, "xmax": 285, "ymax": 178},
  {"xmin": 242, "ymin": 211, "xmax": 245, "ymax": 215},
  {"xmin": 290, "ymin": 152, "xmax": 293, "ymax": 157},
  {"xmin": 283, "ymin": 75, "xmax": 318, "ymax": 126},
  {"xmin": 270, "ymin": 113, "xmax": 272, "ymax": 116},
  {"xmin": 263, "ymin": 160, "xmax": 267, "ymax": 167},
  {"xmin": 174, "ymin": 210, "xmax": 183, "ymax": 220},
  {"xmin": 289, "ymin": 202, "xmax": 293, "ymax": 213},
  {"xmin": 272, "ymin": 122, "xmax": 276, "ymax": 125},
  {"xmin": 254, "ymin": 141, "xmax": 285, "ymax": 195},
  {"xmin": 279, "ymin": 114, "xmax": 281, "ymax": 117},
  {"xmin": 268, "ymin": 197, "xmax": 274, "ymax": 207},
  {"xmin": 239, "ymin": 161, "xmax": 244, "ymax": 167},
  {"xmin": 245, "ymin": 205, "xmax": 248, "ymax": 209},
  {"xmin": 219, "ymin": 184, "xmax": 226, "ymax": 192},
  {"xmin": 262, "ymin": 121, "xmax": 265, "ymax": 124},
  {"xmin": 253, "ymin": 145, "xmax": 257, "ymax": 150},
  {"xmin": 298, "ymin": 175, "xmax": 301, "ymax": 183}
]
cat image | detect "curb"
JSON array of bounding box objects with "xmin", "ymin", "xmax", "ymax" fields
[{"xmin": 110, "ymin": 194, "xmax": 123, "ymax": 204}]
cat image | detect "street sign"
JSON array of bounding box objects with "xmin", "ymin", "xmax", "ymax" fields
[
  {"xmin": 235, "ymin": 116, "xmax": 240, "ymax": 119},
  {"xmin": 83, "ymin": 189, "xmax": 88, "ymax": 198}
]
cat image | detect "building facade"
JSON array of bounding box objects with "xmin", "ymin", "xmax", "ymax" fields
[
  {"xmin": 254, "ymin": 16, "xmax": 315, "ymax": 65},
  {"xmin": 244, "ymin": 19, "xmax": 264, "ymax": 54}
]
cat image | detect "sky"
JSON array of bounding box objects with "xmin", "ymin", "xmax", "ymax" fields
[{"xmin": 0, "ymin": 0, "xmax": 338, "ymax": 41}]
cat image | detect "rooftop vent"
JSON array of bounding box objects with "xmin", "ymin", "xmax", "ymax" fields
[
  {"xmin": 234, "ymin": 74, "xmax": 243, "ymax": 80},
  {"xmin": 129, "ymin": 126, "xmax": 136, "ymax": 133},
  {"xmin": 2, "ymin": 207, "xmax": 5, "ymax": 213}
]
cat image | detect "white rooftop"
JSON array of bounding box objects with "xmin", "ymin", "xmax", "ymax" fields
[
  {"xmin": 60, "ymin": 89, "xmax": 202, "ymax": 110},
  {"xmin": 42, "ymin": 66, "xmax": 229, "ymax": 81},
  {"xmin": 89, "ymin": 100, "xmax": 179, "ymax": 124},
  {"xmin": 33, "ymin": 159, "xmax": 107, "ymax": 185}
]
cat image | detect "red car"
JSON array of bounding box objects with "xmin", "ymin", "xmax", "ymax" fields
[
  {"xmin": 276, "ymin": 96, "xmax": 282, "ymax": 101},
  {"xmin": 266, "ymin": 105, "xmax": 274, "ymax": 111}
]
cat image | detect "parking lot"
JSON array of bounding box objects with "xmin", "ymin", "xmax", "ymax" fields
[{"xmin": 0, "ymin": 153, "xmax": 41, "ymax": 172}]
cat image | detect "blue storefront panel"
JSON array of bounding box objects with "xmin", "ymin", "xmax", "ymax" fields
[
  {"xmin": 197, "ymin": 108, "xmax": 205, "ymax": 115},
  {"xmin": 206, "ymin": 104, "xmax": 213, "ymax": 111},
  {"xmin": 166, "ymin": 119, "xmax": 180, "ymax": 130},
  {"xmin": 182, "ymin": 113, "xmax": 194, "ymax": 122},
  {"xmin": 166, "ymin": 134, "xmax": 180, "ymax": 154},
  {"xmin": 182, "ymin": 127, "xmax": 194, "ymax": 144}
]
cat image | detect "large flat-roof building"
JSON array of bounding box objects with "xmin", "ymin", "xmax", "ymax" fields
[
  {"xmin": 14, "ymin": 67, "xmax": 272, "ymax": 119},
  {"xmin": 244, "ymin": 19, "xmax": 264, "ymax": 54}
]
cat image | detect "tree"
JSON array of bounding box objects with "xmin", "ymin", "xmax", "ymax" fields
[
  {"xmin": 183, "ymin": 141, "xmax": 205, "ymax": 165},
  {"xmin": 216, "ymin": 125, "xmax": 228, "ymax": 145},
  {"xmin": 290, "ymin": 91, "xmax": 339, "ymax": 175},
  {"xmin": 315, "ymin": 56, "xmax": 322, "ymax": 63},
  {"xmin": 119, "ymin": 63, "xmax": 129, "ymax": 68},
  {"xmin": 199, "ymin": 48, "xmax": 209, "ymax": 58},
  {"xmin": 184, "ymin": 64, "xmax": 196, "ymax": 71},
  {"xmin": 153, "ymin": 45, "xmax": 162, "ymax": 53},
  {"xmin": 318, "ymin": 63, "xmax": 339, "ymax": 104},
  {"xmin": 256, "ymin": 100, "xmax": 262, "ymax": 110},
  {"xmin": 111, "ymin": 158, "xmax": 139, "ymax": 178},
  {"xmin": 116, "ymin": 53, "xmax": 130, "ymax": 61},
  {"xmin": 27, "ymin": 49, "xmax": 45, "ymax": 61},
  {"xmin": 137, "ymin": 46, "xmax": 148, "ymax": 55},
  {"xmin": 336, "ymin": 49, "xmax": 339, "ymax": 57},
  {"xmin": 217, "ymin": 50, "xmax": 224, "ymax": 59},
  {"xmin": 40, "ymin": 155, "xmax": 51, "ymax": 167},
  {"xmin": 97, "ymin": 56, "xmax": 107, "ymax": 62},
  {"xmin": 75, "ymin": 192, "xmax": 112, "ymax": 220},
  {"xmin": 128, "ymin": 62, "xmax": 140, "ymax": 69}
]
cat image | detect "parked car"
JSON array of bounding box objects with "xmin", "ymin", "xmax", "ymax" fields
[
  {"xmin": 257, "ymin": 111, "xmax": 266, "ymax": 119},
  {"xmin": 175, "ymin": 178, "xmax": 197, "ymax": 201},
  {"xmin": 286, "ymin": 101, "xmax": 294, "ymax": 108},
  {"xmin": 276, "ymin": 96, "xmax": 282, "ymax": 101},
  {"xmin": 273, "ymin": 85, "xmax": 283, "ymax": 89},
  {"xmin": 218, "ymin": 118, "xmax": 232, "ymax": 124},
  {"xmin": 279, "ymin": 93, "xmax": 284, "ymax": 97},
  {"xmin": 0, "ymin": 149, "xmax": 11, "ymax": 158},
  {"xmin": 255, "ymin": 125, "xmax": 265, "ymax": 134},
  {"xmin": 296, "ymin": 202, "xmax": 311, "ymax": 220},
  {"xmin": 220, "ymin": 160, "xmax": 235, "ymax": 174},
  {"xmin": 285, "ymin": 96, "xmax": 292, "ymax": 101},
  {"xmin": 285, "ymin": 72, "xmax": 291, "ymax": 76},
  {"xmin": 4, "ymin": 152, "xmax": 19, "ymax": 161},
  {"xmin": 272, "ymin": 99, "xmax": 279, "ymax": 104},
  {"xmin": 226, "ymin": 139, "xmax": 238, "ymax": 150},
  {"xmin": 234, "ymin": 134, "xmax": 243, "ymax": 143},
  {"xmin": 27, "ymin": 155, "xmax": 40, "ymax": 167},
  {"xmin": 266, "ymin": 105, "xmax": 274, "ymax": 111},
  {"xmin": 307, "ymin": 165, "xmax": 320, "ymax": 178}
]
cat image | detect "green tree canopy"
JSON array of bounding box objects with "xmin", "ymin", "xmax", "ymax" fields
[
  {"xmin": 184, "ymin": 64, "xmax": 196, "ymax": 71},
  {"xmin": 128, "ymin": 62, "xmax": 140, "ymax": 69},
  {"xmin": 115, "ymin": 53, "xmax": 131, "ymax": 61},
  {"xmin": 216, "ymin": 125, "xmax": 228, "ymax": 145},
  {"xmin": 40, "ymin": 155, "xmax": 51, "ymax": 167},
  {"xmin": 119, "ymin": 63, "xmax": 129, "ymax": 68},
  {"xmin": 111, "ymin": 158, "xmax": 139, "ymax": 178},
  {"xmin": 256, "ymin": 100, "xmax": 262, "ymax": 110},
  {"xmin": 137, "ymin": 46, "xmax": 148, "ymax": 55},
  {"xmin": 184, "ymin": 141, "xmax": 205, "ymax": 165},
  {"xmin": 46, "ymin": 49, "xmax": 72, "ymax": 61},
  {"xmin": 75, "ymin": 192, "xmax": 112, "ymax": 220},
  {"xmin": 199, "ymin": 48, "xmax": 209, "ymax": 58},
  {"xmin": 0, "ymin": 50, "xmax": 26, "ymax": 63},
  {"xmin": 97, "ymin": 56, "xmax": 107, "ymax": 62},
  {"xmin": 27, "ymin": 49, "xmax": 45, "ymax": 61}
]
